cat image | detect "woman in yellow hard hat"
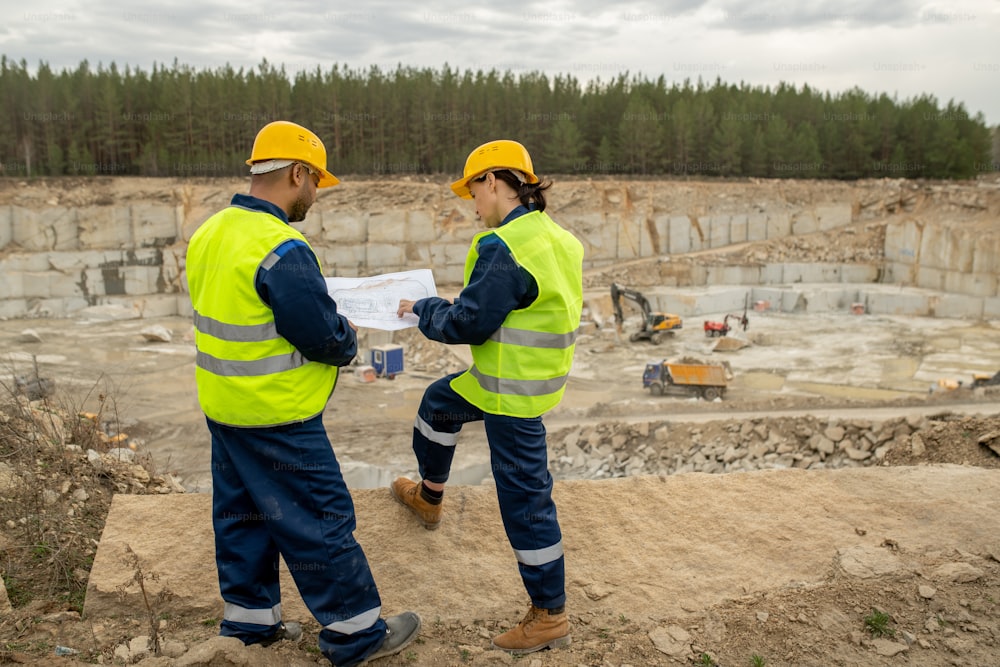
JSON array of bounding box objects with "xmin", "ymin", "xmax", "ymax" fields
[{"xmin": 395, "ymin": 139, "xmax": 584, "ymax": 655}]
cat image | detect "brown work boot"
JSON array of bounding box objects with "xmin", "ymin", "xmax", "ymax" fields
[
  {"xmin": 390, "ymin": 477, "xmax": 442, "ymax": 530},
  {"xmin": 491, "ymin": 604, "xmax": 571, "ymax": 655}
]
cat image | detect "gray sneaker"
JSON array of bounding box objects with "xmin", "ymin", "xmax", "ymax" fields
[
  {"xmin": 358, "ymin": 612, "xmax": 421, "ymax": 665},
  {"xmin": 259, "ymin": 621, "xmax": 302, "ymax": 647}
]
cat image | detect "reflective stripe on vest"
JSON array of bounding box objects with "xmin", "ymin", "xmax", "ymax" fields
[
  {"xmin": 450, "ymin": 210, "xmax": 584, "ymax": 418},
  {"xmin": 186, "ymin": 205, "xmax": 337, "ymax": 427},
  {"xmin": 513, "ymin": 540, "xmax": 564, "ymax": 567}
]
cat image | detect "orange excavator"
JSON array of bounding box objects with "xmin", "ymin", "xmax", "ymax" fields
[{"xmin": 610, "ymin": 283, "xmax": 683, "ymax": 345}]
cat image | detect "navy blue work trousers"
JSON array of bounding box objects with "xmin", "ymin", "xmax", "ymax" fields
[
  {"xmin": 412, "ymin": 372, "xmax": 566, "ymax": 609},
  {"xmin": 209, "ymin": 415, "xmax": 387, "ymax": 666}
]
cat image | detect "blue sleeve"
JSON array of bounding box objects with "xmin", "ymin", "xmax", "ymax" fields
[
  {"xmin": 256, "ymin": 241, "xmax": 357, "ymax": 366},
  {"xmin": 413, "ymin": 239, "xmax": 537, "ymax": 345}
]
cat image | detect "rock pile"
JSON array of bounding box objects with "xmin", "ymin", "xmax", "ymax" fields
[{"xmin": 550, "ymin": 412, "xmax": 1000, "ymax": 479}]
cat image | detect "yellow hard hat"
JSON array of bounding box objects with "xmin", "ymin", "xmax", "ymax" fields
[
  {"xmin": 246, "ymin": 120, "xmax": 340, "ymax": 188},
  {"xmin": 450, "ymin": 139, "xmax": 539, "ymax": 199}
]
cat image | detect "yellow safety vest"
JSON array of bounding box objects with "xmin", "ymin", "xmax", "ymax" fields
[
  {"xmin": 450, "ymin": 210, "xmax": 584, "ymax": 417},
  {"xmin": 186, "ymin": 205, "xmax": 337, "ymax": 427}
]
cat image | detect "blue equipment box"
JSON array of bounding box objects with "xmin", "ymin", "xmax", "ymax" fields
[{"xmin": 370, "ymin": 344, "xmax": 404, "ymax": 379}]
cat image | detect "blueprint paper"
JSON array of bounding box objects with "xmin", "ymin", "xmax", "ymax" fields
[{"xmin": 325, "ymin": 269, "xmax": 438, "ymax": 330}]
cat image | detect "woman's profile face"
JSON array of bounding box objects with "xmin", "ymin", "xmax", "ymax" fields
[{"xmin": 469, "ymin": 174, "xmax": 501, "ymax": 227}]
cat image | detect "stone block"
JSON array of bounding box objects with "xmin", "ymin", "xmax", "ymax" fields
[
  {"xmin": 367, "ymin": 211, "xmax": 407, "ymax": 244},
  {"xmin": 407, "ymin": 210, "xmax": 437, "ymax": 243},
  {"xmin": 971, "ymin": 234, "xmax": 1000, "ymax": 276},
  {"xmin": 322, "ymin": 246, "xmax": 367, "ymax": 275},
  {"xmin": 943, "ymin": 271, "xmax": 997, "ymax": 298},
  {"xmin": 650, "ymin": 215, "xmax": 672, "ymax": 257},
  {"xmin": 125, "ymin": 266, "xmax": 160, "ymax": 295},
  {"xmin": 0, "ymin": 298, "xmax": 28, "ymax": 319},
  {"xmin": 0, "ymin": 206, "xmax": 11, "ymax": 250},
  {"xmin": 841, "ymin": 265, "xmax": 880, "ymax": 283},
  {"xmin": 365, "ymin": 243, "xmax": 407, "ymax": 270},
  {"xmin": 915, "ymin": 267, "xmax": 946, "ymax": 292},
  {"xmin": 434, "ymin": 264, "xmax": 465, "ymax": 285},
  {"xmin": 760, "ymin": 264, "xmax": 784, "ymax": 284},
  {"xmin": 815, "ymin": 203, "xmax": 852, "ymax": 230},
  {"xmin": 668, "ymin": 216, "xmax": 691, "ymax": 254},
  {"xmin": 866, "ymin": 291, "xmax": 930, "ymax": 316},
  {"xmin": 884, "ymin": 220, "xmax": 920, "ymax": 264},
  {"xmin": 290, "ymin": 210, "xmax": 322, "ymax": 240},
  {"xmin": 708, "ymin": 216, "xmax": 731, "ymax": 249},
  {"xmin": 983, "ymin": 297, "xmax": 1000, "ymax": 319},
  {"xmin": 747, "ymin": 213, "xmax": 768, "ymax": 242},
  {"xmin": 81, "ymin": 269, "xmax": 108, "ymax": 297},
  {"xmin": 730, "ymin": 214, "xmax": 748, "ymax": 244},
  {"xmin": 12, "ymin": 207, "xmax": 45, "ymax": 251},
  {"xmin": 49, "ymin": 272, "xmax": 85, "ymax": 298},
  {"xmin": 791, "ymin": 211, "xmax": 820, "ymax": 235},
  {"xmin": 616, "ymin": 214, "xmax": 644, "ymax": 261},
  {"xmin": 131, "ymin": 204, "xmax": 178, "ymax": 247},
  {"xmin": 321, "ymin": 211, "xmax": 367, "ymax": 245},
  {"xmin": 0, "ymin": 270, "xmax": 23, "ymax": 299},
  {"xmin": 780, "ymin": 290, "xmax": 808, "ymax": 312},
  {"xmin": 782, "ymin": 263, "xmax": 841, "ymax": 283},
  {"xmin": 932, "ymin": 294, "xmax": 983, "ymax": 319},
  {"xmin": 572, "ymin": 212, "xmax": 616, "ymax": 262},
  {"xmin": 766, "ymin": 212, "xmax": 791, "ymax": 239},
  {"xmin": 79, "ymin": 206, "xmax": 132, "ymax": 248},
  {"xmin": 20, "ymin": 272, "xmax": 50, "ymax": 298},
  {"xmin": 135, "ymin": 295, "xmax": 183, "ymax": 318}
]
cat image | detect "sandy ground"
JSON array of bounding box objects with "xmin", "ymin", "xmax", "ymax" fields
[{"xmin": 3, "ymin": 302, "xmax": 999, "ymax": 490}]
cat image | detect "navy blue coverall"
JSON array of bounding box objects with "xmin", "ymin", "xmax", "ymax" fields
[
  {"xmin": 208, "ymin": 194, "xmax": 387, "ymax": 666},
  {"xmin": 409, "ymin": 204, "xmax": 566, "ymax": 610}
]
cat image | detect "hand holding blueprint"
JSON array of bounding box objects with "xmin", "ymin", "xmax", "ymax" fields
[{"xmin": 325, "ymin": 269, "xmax": 437, "ymax": 330}]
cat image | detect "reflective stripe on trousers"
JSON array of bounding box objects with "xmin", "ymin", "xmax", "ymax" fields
[
  {"xmin": 209, "ymin": 415, "xmax": 387, "ymax": 665},
  {"xmin": 411, "ymin": 372, "xmax": 566, "ymax": 608}
]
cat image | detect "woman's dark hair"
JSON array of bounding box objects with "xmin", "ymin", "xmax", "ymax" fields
[{"xmin": 480, "ymin": 169, "xmax": 552, "ymax": 212}]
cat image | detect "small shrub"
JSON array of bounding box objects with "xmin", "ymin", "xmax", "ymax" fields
[{"xmin": 864, "ymin": 608, "xmax": 894, "ymax": 637}]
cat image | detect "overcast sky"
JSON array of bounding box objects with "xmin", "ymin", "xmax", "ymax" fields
[{"xmin": 3, "ymin": 0, "xmax": 998, "ymax": 125}]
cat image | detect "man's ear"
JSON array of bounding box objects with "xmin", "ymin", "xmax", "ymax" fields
[{"xmin": 289, "ymin": 163, "xmax": 304, "ymax": 187}]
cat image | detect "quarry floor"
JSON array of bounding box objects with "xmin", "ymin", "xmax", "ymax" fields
[{"xmin": 2, "ymin": 296, "xmax": 999, "ymax": 491}]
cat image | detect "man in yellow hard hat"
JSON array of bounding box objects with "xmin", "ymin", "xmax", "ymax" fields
[
  {"xmin": 395, "ymin": 139, "xmax": 584, "ymax": 655},
  {"xmin": 186, "ymin": 120, "xmax": 420, "ymax": 667}
]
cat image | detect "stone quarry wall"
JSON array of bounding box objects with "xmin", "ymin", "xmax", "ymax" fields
[{"xmin": 0, "ymin": 176, "xmax": 997, "ymax": 319}]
